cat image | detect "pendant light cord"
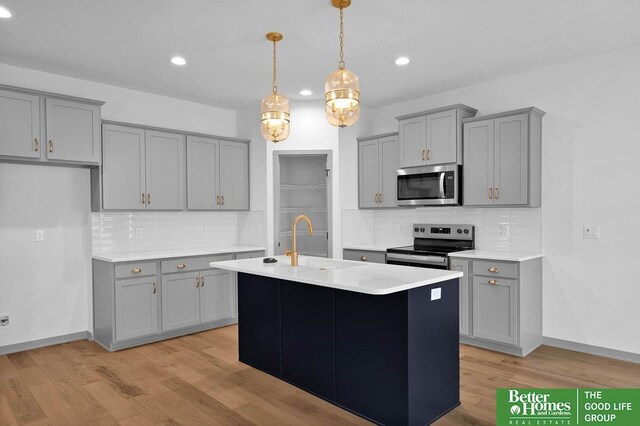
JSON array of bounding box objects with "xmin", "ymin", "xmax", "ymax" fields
[
  {"xmin": 338, "ymin": 6, "xmax": 345, "ymax": 70},
  {"xmin": 272, "ymin": 39, "xmax": 278, "ymax": 94}
]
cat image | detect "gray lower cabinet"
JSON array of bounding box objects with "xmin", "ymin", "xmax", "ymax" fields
[
  {"xmin": 0, "ymin": 85, "xmax": 103, "ymax": 165},
  {"xmin": 93, "ymin": 250, "xmax": 264, "ymax": 351},
  {"xmin": 343, "ymin": 249, "xmax": 386, "ymax": 264},
  {"xmin": 114, "ymin": 276, "xmax": 159, "ymax": 341},
  {"xmin": 463, "ymin": 107, "xmax": 544, "ymax": 207},
  {"xmin": 186, "ymin": 136, "xmax": 249, "ymax": 210},
  {"xmin": 357, "ymin": 133, "xmax": 398, "ymax": 208},
  {"xmin": 454, "ymin": 256, "xmax": 542, "ymax": 356}
]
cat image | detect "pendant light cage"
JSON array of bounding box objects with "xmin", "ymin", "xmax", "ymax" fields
[{"xmin": 261, "ymin": 32, "xmax": 290, "ymax": 143}]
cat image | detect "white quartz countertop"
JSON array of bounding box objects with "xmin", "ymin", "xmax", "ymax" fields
[
  {"xmin": 448, "ymin": 250, "xmax": 544, "ymax": 262},
  {"xmin": 210, "ymin": 255, "xmax": 462, "ymax": 295},
  {"xmin": 342, "ymin": 243, "xmax": 395, "ymax": 252},
  {"xmin": 92, "ymin": 245, "xmax": 266, "ymax": 262}
]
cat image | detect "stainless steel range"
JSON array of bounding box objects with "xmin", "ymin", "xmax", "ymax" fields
[{"xmin": 386, "ymin": 224, "xmax": 474, "ymax": 269}]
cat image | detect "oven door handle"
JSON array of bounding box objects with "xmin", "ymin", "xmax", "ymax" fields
[
  {"xmin": 439, "ymin": 172, "xmax": 445, "ymax": 199},
  {"xmin": 386, "ymin": 252, "xmax": 448, "ymax": 266}
]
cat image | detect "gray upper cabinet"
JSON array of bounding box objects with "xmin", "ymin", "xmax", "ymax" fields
[
  {"xmin": 187, "ymin": 136, "xmax": 219, "ymax": 210},
  {"xmin": 200, "ymin": 269, "xmax": 236, "ymax": 323},
  {"xmin": 115, "ymin": 276, "xmax": 158, "ymax": 341},
  {"xmin": 0, "ymin": 89, "xmax": 41, "ymax": 159},
  {"xmin": 219, "ymin": 140, "xmax": 249, "ymax": 210},
  {"xmin": 397, "ymin": 104, "xmax": 477, "ymax": 168},
  {"xmin": 45, "ymin": 98, "xmax": 101, "ymax": 164},
  {"xmin": 186, "ymin": 136, "xmax": 249, "ymax": 211},
  {"xmin": 145, "ymin": 130, "xmax": 185, "ymax": 210},
  {"xmin": 102, "ymin": 124, "xmax": 146, "ymax": 210},
  {"xmin": 161, "ymin": 272, "xmax": 201, "ymax": 332},
  {"xmin": 463, "ymin": 107, "xmax": 544, "ymax": 207},
  {"xmin": 0, "ymin": 85, "xmax": 102, "ymax": 165},
  {"xmin": 357, "ymin": 133, "xmax": 398, "ymax": 209}
]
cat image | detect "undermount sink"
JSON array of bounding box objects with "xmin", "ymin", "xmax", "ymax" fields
[{"xmin": 294, "ymin": 256, "xmax": 359, "ymax": 270}]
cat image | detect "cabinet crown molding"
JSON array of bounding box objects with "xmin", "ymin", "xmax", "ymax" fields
[
  {"xmin": 0, "ymin": 83, "xmax": 105, "ymax": 105},
  {"xmin": 461, "ymin": 107, "xmax": 546, "ymax": 124},
  {"xmin": 101, "ymin": 119, "xmax": 250, "ymax": 144},
  {"xmin": 395, "ymin": 104, "xmax": 478, "ymax": 121},
  {"xmin": 356, "ymin": 131, "xmax": 399, "ymax": 142}
]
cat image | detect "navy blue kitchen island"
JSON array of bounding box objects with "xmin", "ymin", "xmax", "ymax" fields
[{"xmin": 212, "ymin": 256, "xmax": 463, "ymax": 426}]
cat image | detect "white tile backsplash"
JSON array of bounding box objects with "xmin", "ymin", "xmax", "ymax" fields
[
  {"xmin": 342, "ymin": 207, "xmax": 542, "ymax": 252},
  {"xmin": 92, "ymin": 211, "xmax": 265, "ymax": 254}
]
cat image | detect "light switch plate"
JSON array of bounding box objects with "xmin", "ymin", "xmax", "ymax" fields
[
  {"xmin": 583, "ymin": 225, "xmax": 600, "ymax": 239},
  {"xmin": 35, "ymin": 230, "xmax": 44, "ymax": 242},
  {"xmin": 500, "ymin": 224, "xmax": 510, "ymax": 239},
  {"xmin": 135, "ymin": 228, "xmax": 143, "ymax": 238},
  {"xmin": 395, "ymin": 224, "xmax": 402, "ymax": 233},
  {"xmin": 430, "ymin": 287, "xmax": 441, "ymax": 301}
]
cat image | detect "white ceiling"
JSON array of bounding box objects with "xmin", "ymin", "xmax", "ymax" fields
[{"xmin": 1, "ymin": 0, "xmax": 639, "ymax": 109}]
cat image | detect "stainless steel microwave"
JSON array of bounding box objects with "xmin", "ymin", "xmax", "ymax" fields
[{"xmin": 396, "ymin": 163, "xmax": 461, "ymax": 206}]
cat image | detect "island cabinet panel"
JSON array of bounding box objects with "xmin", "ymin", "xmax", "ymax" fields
[
  {"xmin": 237, "ymin": 273, "xmax": 282, "ymax": 377},
  {"xmin": 281, "ymin": 281, "xmax": 335, "ymax": 401},
  {"xmin": 335, "ymin": 290, "xmax": 409, "ymax": 425}
]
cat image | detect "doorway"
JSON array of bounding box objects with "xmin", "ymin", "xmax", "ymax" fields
[{"xmin": 274, "ymin": 152, "xmax": 332, "ymax": 258}]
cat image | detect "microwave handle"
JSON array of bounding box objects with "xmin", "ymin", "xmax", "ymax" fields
[{"xmin": 439, "ymin": 172, "xmax": 445, "ymax": 199}]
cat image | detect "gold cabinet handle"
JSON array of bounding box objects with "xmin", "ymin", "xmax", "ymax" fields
[
  {"xmin": 488, "ymin": 267, "xmax": 499, "ymax": 273},
  {"xmin": 196, "ymin": 277, "xmax": 200, "ymax": 288},
  {"xmin": 421, "ymin": 149, "xmax": 425, "ymax": 161},
  {"xmin": 216, "ymin": 195, "xmax": 220, "ymax": 206},
  {"xmin": 495, "ymin": 187, "xmax": 499, "ymax": 199},
  {"xmin": 361, "ymin": 256, "xmax": 367, "ymax": 262},
  {"xmin": 200, "ymin": 277, "xmax": 205, "ymax": 287},
  {"xmin": 374, "ymin": 193, "xmax": 378, "ymax": 203},
  {"xmin": 426, "ymin": 148, "xmax": 431, "ymax": 161},
  {"xmin": 141, "ymin": 193, "xmax": 146, "ymax": 205},
  {"xmin": 131, "ymin": 267, "xmax": 142, "ymax": 273},
  {"xmin": 152, "ymin": 282, "xmax": 157, "ymax": 294},
  {"xmin": 221, "ymin": 195, "xmax": 224, "ymax": 205},
  {"xmin": 489, "ymin": 188, "xmax": 493, "ymax": 199},
  {"xmin": 34, "ymin": 138, "xmax": 39, "ymax": 152},
  {"xmin": 176, "ymin": 263, "xmax": 186, "ymax": 269},
  {"xmin": 379, "ymin": 193, "xmax": 383, "ymax": 203},
  {"xmin": 488, "ymin": 279, "xmax": 498, "ymax": 285},
  {"xmin": 147, "ymin": 193, "xmax": 151, "ymax": 205},
  {"xmin": 48, "ymin": 140, "xmax": 54, "ymax": 153}
]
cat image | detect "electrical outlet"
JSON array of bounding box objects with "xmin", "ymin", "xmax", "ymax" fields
[
  {"xmin": 395, "ymin": 223, "xmax": 402, "ymax": 233},
  {"xmin": 583, "ymin": 225, "xmax": 600, "ymax": 239},
  {"xmin": 0, "ymin": 314, "xmax": 10, "ymax": 329},
  {"xmin": 135, "ymin": 228, "xmax": 143, "ymax": 238},
  {"xmin": 35, "ymin": 230, "xmax": 44, "ymax": 242},
  {"xmin": 500, "ymin": 224, "xmax": 510, "ymax": 239},
  {"xmin": 204, "ymin": 226, "xmax": 211, "ymax": 236},
  {"xmin": 258, "ymin": 224, "xmax": 263, "ymax": 234}
]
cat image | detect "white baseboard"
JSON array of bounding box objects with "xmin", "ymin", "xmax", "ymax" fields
[
  {"xmin": 0, "ymin": 331, "xmax": 91, "ymax": 356},
  {"xmin": 543, "ymin": 336, "xmax": 640, "ymax": 365}
]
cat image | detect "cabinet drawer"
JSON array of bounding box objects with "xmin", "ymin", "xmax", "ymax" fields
[
  {"xmin": 115, "ymin": 261, "xmax": 157, "ymax": 279},
  {"xmin": 161, "ymin": 254, "xmax": 233, "ymax": 274},
  {"xmin": 235, "ymin": 251, "xmax": 265, "ymax": 260},
  {"xmin": 343, "ymin": 249, "xmax": 386, "ymax": 264},
  {"xmin": 473, "ymin": 260, "xmax": 517, "ymax": 279}
]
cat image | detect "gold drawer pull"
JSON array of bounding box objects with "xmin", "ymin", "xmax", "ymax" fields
[
  {"xmin": 361, "ymin": 256, "xmax": 367, "ymax": 262},
  {"xmin": 488, "ymin": 267, "xmax": 499, "ymax": 273},
  {"xmin": 131, "ymin": 267, "xmax": 142, "ymax": 273},
  {"xmin": 176, "ymin": 263, "xmax": 186, "ymax": 269},
  {"xmin": 488, "ymin": 279, "xmax": 498, "ymax": 285}
]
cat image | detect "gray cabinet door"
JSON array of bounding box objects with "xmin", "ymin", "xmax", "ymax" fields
[
  {"xmin": 494, "ymin": 114, "xmax": 528, "ymax": 206},
  {"xmin": 450, "ymin": 259, "xmax": 470, "ymax": 336},
  {"xmin": 0, "ymin": 90, "xmax": 41, "ymax": 159},
  {"xmin": 200, "ymin": 269, "xmax": 236, "ymax": 323},
  {"xmin": 472, "ymin": 275, "xmax": 518, "ymax": 345},
  {"xmin": 426, "ymin": 109, "xmax": 457, "ymax": 164},
  {"xmin": 115, "ymin": 277, "xmax": 158, "ymax": 341},
  {"xmin": 378, "ymin": 135, "xmax": 398, "ymax": 207},
  {"xmin": 398, "ymin": 116, "xmax": 426, "ymax": 168},
  {"xmin": 187, "ymin": 136, "xmax": 219, "ymax": 210},
  {"xmin": 219, "ymin": 140, "xmax": 249, "ymax": 210},
  {"xmin": 102, "ymin": 124, "xmax": 146, "ymax": 210},
  {"xmin": 463, "ymin": 119, "xmax": 495, "ymax": 206},
  {"xmin": 161, "ymin": 272, "xmax": 201, "ymax": 332},
  {"xmin": 358, "ymin": 139, "xmax": 379, "ymax": 208},
  {"xmin": 45, "ymin": 98, "xmax": 100, "ymax": 163},
  {"xmin": 145, "ymin": 130, "xmax": 185, "ymax": 210}
]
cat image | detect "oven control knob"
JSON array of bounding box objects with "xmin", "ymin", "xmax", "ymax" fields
[
  {"xmin": 463, "ymin": 229, "xmax": 469, "ymax": 234},
  {"xmin": 457, "ymin": 229, "xmax": 462, "ymax": 234},
  {"xmin": 414, "ymin": 227, "xmax": 419, "ymax": 232},
  {"xmin": 420, "ymin": 228, "xmax": 425, "ymax": 232}
]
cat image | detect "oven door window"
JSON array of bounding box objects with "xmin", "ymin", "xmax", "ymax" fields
[{"xmin": 397, "ymin": 171, "xmax": 455, "ymax": 200}]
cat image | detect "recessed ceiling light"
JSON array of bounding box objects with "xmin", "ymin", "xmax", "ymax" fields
[
  {"xmin": 299, "ymin": 89, "xmax": 313, "ymax": 96},
  {"xmin": 171, "ymin": 56, "xmax": 187, "ymax": 66},
  {"xmin": 395, "ymin": 57, "xmax": 410, "ymax": 66},
  {"xmin": 0, "ymin": 6, "xmax": 12, "ymax": 18}
]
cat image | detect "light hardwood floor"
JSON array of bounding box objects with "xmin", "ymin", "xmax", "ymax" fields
[{"xmin": 0, "ymin": 325, "xmax": 638, "ymax": 425}]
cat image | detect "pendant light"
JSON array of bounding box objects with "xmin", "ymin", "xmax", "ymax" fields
[
  {"xmin": 325, "ymin": 0, "xmax": 360, "ymax": 128},
  {"xmin": 261, "ymin": 32, "xmax": 290, "ymax": 143}
]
